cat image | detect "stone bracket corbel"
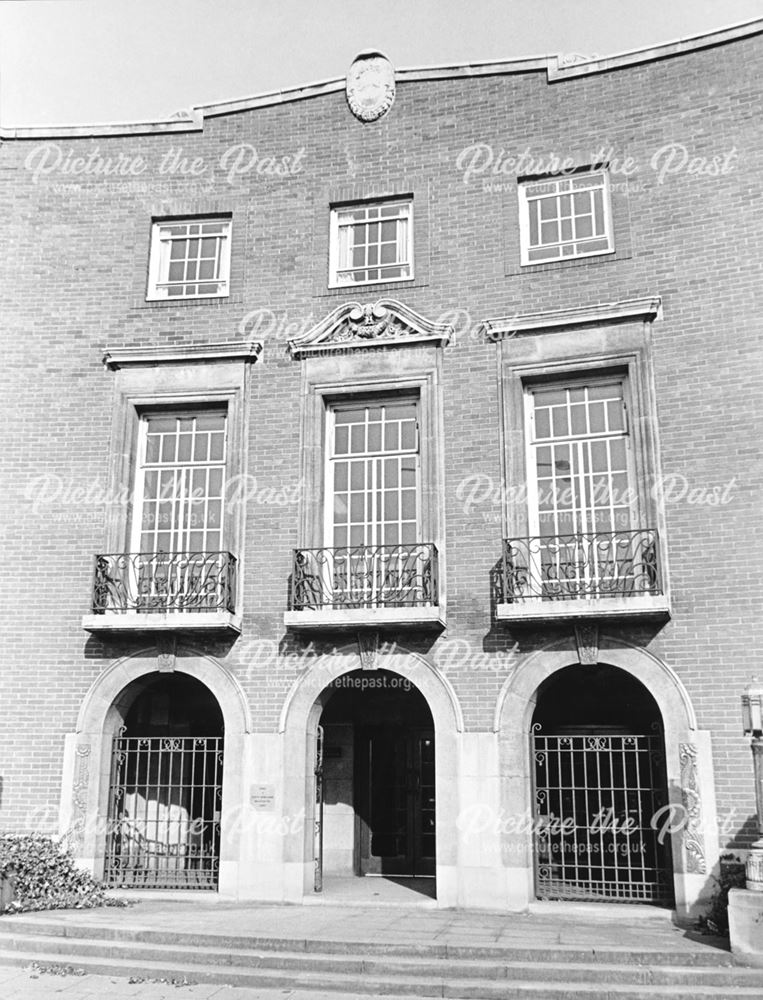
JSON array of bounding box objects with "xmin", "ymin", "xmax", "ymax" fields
[
  {"xmin": 157, "ymin": 635, "xmax": 177, "ymax": 672},
  {"xmin": 574, "ymin": 624, "xmax": 599, "ymax": 665},
  {"xmin": 358, "ymin": 631, "xmax": 380, "ymax": 671}
]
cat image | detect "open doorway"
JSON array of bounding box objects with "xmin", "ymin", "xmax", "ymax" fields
[{"xmin": 315, "ymin": 669, "xmax": 436, "ymax": 898}]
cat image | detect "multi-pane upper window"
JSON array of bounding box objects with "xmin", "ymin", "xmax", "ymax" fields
[
  {"xmin": 147, "ymin": 219, "xmax": 232, "ymax": 300},
  {"xmin": 327, "ymin": 400, "xmax": 419, "ymax": 549},
  {"xmin": 522, "ymin": 378, "xmax": 647, "ymax": 599},
  {"xmin": 133, "ymin": 412, "xmax": 227, "ymax": 555},
  {"xmin": 527, "ymin": 379, "xmax": 632, "ymax": 539},
  {"xmin": 329, "ymin": 200, "xmax": 413, "ymax": 287},
  {"xmin": 518, "ymin": 173, "xmax": 612, "ymax": 264},
  {"xmin": 318, "ymin": 399, "xmax": 423, "ymax": 608}
]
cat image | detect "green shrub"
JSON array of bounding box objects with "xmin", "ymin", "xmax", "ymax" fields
[
  {"xmin": 0, "ymin": 833, "xmax": 124, "ymax": 913},
  {"xmin": 697, "ymin": 854, "xmax": 747, "ymax": 936}
]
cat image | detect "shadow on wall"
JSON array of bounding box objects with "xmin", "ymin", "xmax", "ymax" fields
[
  {"xmin": 661, "ymin": 775, "xmax": 755, "ymax": 939},
  {"xmin": 679, "ymin": 849, "xmax": 750, "ymax": 943},
  {"xmin": 481, "ymin": 557, "xmax": 669, "ymax": 654},
  {"xmin": 82, "ymin": 633, "xmax": 241, "ymax": 664}
]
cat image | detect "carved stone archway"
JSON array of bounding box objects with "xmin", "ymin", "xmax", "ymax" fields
[
  {"xmin": 60, "ymin": 646, "xmax": 251, "ymax": 895},
  {"xmin": 278, "ymin": 641, "xmax": 463, "ymax": 906},
  {"xmin": 494, "ymin": 635, "xmax": 718, "ymax": 918}
]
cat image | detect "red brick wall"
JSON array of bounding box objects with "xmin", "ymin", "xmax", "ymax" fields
[{"xmin": 1, "ymin": 32, "xmax": 761, "ymax": 853}]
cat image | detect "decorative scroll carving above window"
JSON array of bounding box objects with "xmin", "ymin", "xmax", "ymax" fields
[{"xmin": 288, "ymin": 299, "xmax": 452, "ymax": 358}]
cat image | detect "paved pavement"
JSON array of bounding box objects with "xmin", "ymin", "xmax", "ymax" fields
[
  {"xmin": 0, "ymin": 896, "xmax": 732, "ymax": 999},
  {"xmin": 0, "ymin": 964, "xmax": 349, "ymax": 1000},
  {"xmin": 0, "ymin": 896, "xmax": 717, "ymax": 953}
]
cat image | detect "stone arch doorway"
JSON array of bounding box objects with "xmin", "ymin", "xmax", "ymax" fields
[
  {"xmin": 103, "ymin": 673, "xmax": 224, "ymax": 890},
  {"xmin": 64, "ymin": 647, "xmax": 250, "ymax": 897},
  {"xmin": 494, "ymin": 636, "xmax": 720, "ymax": 918},
  {"xmin": 278, "ymin": 643, "xmax": 462, "ymax": 907},
  {"xmin": 531, "ymin": 662, "xmax": 673, "ymax": 905},
  {"xmin": 316, "ymin": 668, "xmax": 436, "ymax": 891}
]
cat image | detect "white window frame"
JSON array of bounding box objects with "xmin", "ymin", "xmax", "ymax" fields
[
  {"xmin": 129, "ymin": 408, "xmax": 229, "ymax": 611},
  {"xmin": 328, "ymin": 200, "xmax": 414, "ymax": 288},
  {"xmin": 523, "ymin": 375, "xmax": 640, "ymax": 598},
  {"xmin": 323, "ymin": 398, "xmax": 421, "ymax": 550},
  {"xmin": 524, "ymin": 377, "xmax": 637, "ymax": 540},
  {"xmin": 518, "ymin": 172, "xmax": 613, "ymax": 266},
  {"xmin": 131, "ymin": 409, "xmax": 228, "ymax": 556},
  {"xmin": 147, "ymin": 218, "xmax": 232, "ymax": 301},
  {"xmin": 317, "ymin": 396, "xmax": 423, "ymax": 607}
]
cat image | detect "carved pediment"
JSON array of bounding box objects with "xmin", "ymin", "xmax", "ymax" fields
[{"xmin": 288, "ymin": 299, "xmax": 452, "ymax": 357}]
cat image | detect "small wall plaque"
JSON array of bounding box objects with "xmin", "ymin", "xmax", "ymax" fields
[{"xmin": 250, "ymin": 784, "xmax": 276, "ymax": 811}]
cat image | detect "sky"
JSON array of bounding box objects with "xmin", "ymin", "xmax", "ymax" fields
[{"xmin": 0, "ymin": 0, "xmax": 762, "ymax": 126}]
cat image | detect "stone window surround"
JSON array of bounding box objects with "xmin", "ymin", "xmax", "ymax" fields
[
  {"xmin": 96, "ymin": 345, "xmax": 259, "ymax": 614},
  {"xmin": 493, "ymin": 306, "xmax": 670, "ymax": 616},
  {"xmin": 294, "ymin": 348, "xmax": 446, "ymax": 606}
]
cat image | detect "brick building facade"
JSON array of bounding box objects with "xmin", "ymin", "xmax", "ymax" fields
[{"xmin": 1, "ymin": 20, "xmax": 762, "ymax": 917}]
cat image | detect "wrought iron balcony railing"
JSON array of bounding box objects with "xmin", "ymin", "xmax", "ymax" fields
[
  {"xmin": 290, "ymin": 543, "xmax": 439, "ymax": 611},
  {"xmin": 92, "ymin": 551, "xmax": 237, "ymax": 615},
  {"xmin": 501, "ymin": 529, "xmax": 662, "ymax": 603}
]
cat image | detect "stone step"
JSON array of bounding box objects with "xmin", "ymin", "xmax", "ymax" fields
[
  {"xmin": 0, "ymin": 916, "xmax": 738, "ymax": 968},
  {"xmin": 1, "ymin": 931, "xmax": 762, "ymax": 988},
  {"xmin": 1, "ymin": 947, "xmax": 763, "ymax": 1000}
]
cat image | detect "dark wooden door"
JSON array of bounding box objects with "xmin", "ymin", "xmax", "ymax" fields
[{"xmin": 358, "ymin": 727, "xmax": 435, "ymax": 877}]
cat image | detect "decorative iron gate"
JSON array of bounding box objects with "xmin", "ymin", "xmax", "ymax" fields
[
  {"xmin": 532, "ymin": 726, "xmax": 672, "ymax": 903},
  {"xmin": 314, "ymin": 725, "xmax": 324, "ymax": 893},
  {"xmin": 104, "ymin": 734, "xmax": 223, "ymax": 889}
]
